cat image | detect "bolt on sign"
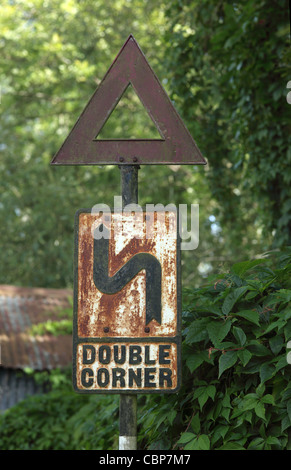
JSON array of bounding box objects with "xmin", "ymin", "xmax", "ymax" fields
[{"xmin": 73, "ymin": 208, "xmax": 181, "ymax": 393}]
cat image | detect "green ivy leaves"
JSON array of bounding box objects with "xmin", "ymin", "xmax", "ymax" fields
[
  {"xmin": 218, "ymin": 351, "xmax": 238, "ymax": 378},
  {"xmin": 174, "ymin": 252, "xmax": 291, "ymax": 450},
  {"xmin": 193, "ymin": 383, "xmax": 216, "ymax": 410},
  {"xmin": 222, "ymin": 286, "xmax": 249, "ymax": 315},
  {"xmin": 208, "ymin": 319, "xmax": 232, "ymax": 346}
]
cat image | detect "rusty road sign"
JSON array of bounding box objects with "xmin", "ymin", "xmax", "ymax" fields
[
  {"xmin": 51, "ymin": 34, "xmax": 206, "ymax": 166},
  {"xmin": 73, "ymin": 208, "xmax": 181, "ymax": 393},
  {"xmin": 51, "ymin": 33, "xmax": 208, "ymax": 448}
]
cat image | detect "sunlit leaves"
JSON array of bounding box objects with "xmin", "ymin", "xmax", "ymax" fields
[
  {"xmin": 165, "ymin": 0, "xmax": 291, "ymax": 250},
  {"xmin": 0, "ymin": 0, "xmax": 169, "ymax": 288}
]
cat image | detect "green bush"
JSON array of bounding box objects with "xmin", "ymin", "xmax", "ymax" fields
[
  {"xmin": 0, "ymin": 249, "xmax": 290, "ymax": 450},
  {"xmin": 138, "ymin": 248, "xmax": 291, "ymax": 450},
  {"xmin": 0, "ymin": 369, "xmax": 119, "ymax": 450}
]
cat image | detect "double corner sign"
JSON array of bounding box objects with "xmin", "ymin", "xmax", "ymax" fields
[
  {"xmin": 73, "ymin": 208, "xmax": 181, "ymax": 393},
  {"xmin": 52, "ymin": 35, "xmax": 205, "ymax": 394}
]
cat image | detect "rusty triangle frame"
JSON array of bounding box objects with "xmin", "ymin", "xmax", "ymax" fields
[{"xmin": 51, "ymin": 35, "xmax": 206, "ymax": 166}]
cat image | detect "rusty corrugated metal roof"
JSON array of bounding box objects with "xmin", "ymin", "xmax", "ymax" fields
[{"xmin": 0, "ymin": 285, "xmax": 73, "ymax": 370}]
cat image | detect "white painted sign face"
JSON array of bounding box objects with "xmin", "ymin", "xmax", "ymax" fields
[{"xmin": 73, "ymin": 209, "xmax": 181, "ymax": 393}]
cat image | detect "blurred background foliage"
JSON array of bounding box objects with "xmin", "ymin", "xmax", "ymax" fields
[
  {"xmin": 0, "ymin": 0, "xmax": 290, "ymax": 289},
  {"xmin": 1, "ymin": 0, "xmax": 291, "ymax": 453}
]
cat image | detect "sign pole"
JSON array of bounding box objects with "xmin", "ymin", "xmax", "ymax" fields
[
  {"xmin": 119, "ymin": 393, "xmax": 137, "ymax": 450},
  {"xmin": 119, "ymin": 163, "xmax": 139, "ymax": 451},
  {"xmin": 120, "ymin": 164, "xmax": 139, "ymax": 207}
]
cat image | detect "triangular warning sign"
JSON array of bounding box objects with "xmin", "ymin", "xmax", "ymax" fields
[{"xmin": 51, "ymin": 35, "xmax": 206, "ymax": 166}]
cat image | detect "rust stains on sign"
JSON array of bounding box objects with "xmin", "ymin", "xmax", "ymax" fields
[
  {"xmin": 77, "ymin": 210, "xmax": 178, "ymax": 338},
  {"xmin": 73, "ymin": 209, "xmax": 181, "ymax": 393},
  {"xmin": 76, "ymin": 342, "xmax": 178, "ymax": 392}
]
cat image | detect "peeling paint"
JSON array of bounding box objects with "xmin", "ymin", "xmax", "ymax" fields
[
  {"xmin": 73, "ymin": 209, "xmax": 181, "ymax": 393},
  {"xmin": 77, "ymin": 210, "xmax": 178, "ymax": 338}
]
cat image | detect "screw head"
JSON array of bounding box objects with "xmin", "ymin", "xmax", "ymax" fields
[
  {"xmin": 144, "ymin": 327, "xmax": 150, "ymax": 333},
  {"xmin": 103, "ymin": 327, "xmax": 109, "ymax": 333}
]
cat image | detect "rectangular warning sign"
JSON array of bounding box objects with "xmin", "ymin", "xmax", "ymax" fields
[
  {"xmin": 73, "ymin": 208, "xmax": 181, "ymax": 394},
  {"xmin": 76, "ymin": 342, "xmax": 178, "ymax": 392}
]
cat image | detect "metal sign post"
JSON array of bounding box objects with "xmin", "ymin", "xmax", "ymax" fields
[
  {"xmin": 51, "ymin": 34, "xmax": 206, "ymax": 451},
  {"xmin": 119, "ymin": 164, "xmax": 139, "ymax": 451}
]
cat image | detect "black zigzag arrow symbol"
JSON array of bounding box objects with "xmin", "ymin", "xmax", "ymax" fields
[{"xmin": 93, "ymin": 224, "xmax": 162, "ymax": 325}]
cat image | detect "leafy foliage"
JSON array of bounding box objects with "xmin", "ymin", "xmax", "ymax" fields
[
  {"xmin": 138, "ymin": 249, "xmax": 291, "ymax": 450},
  {"xmin": 164, "ymin": 0, "xmax": 291, "ymax": 249},
  {"xmin": 0, "ymin": 367, "xmax": 119, "ymax": 450},
  {"xmin": 1, "ymin": 0, "xmax": 291, "ymax": 452},
  {"xmin": 1, "ymin": 0, "xmax": 183, "ymax": 288},
  {"xmin": 0, "ymin": 391, "xmax": 120, "ymax": 450},
  {"xmin": 0, "ymin": 250, "xmax": 290, "ymax": 450},
  {"xmin": 1, "ymin": 0, "xmax": 285, "ymax": 290}
]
